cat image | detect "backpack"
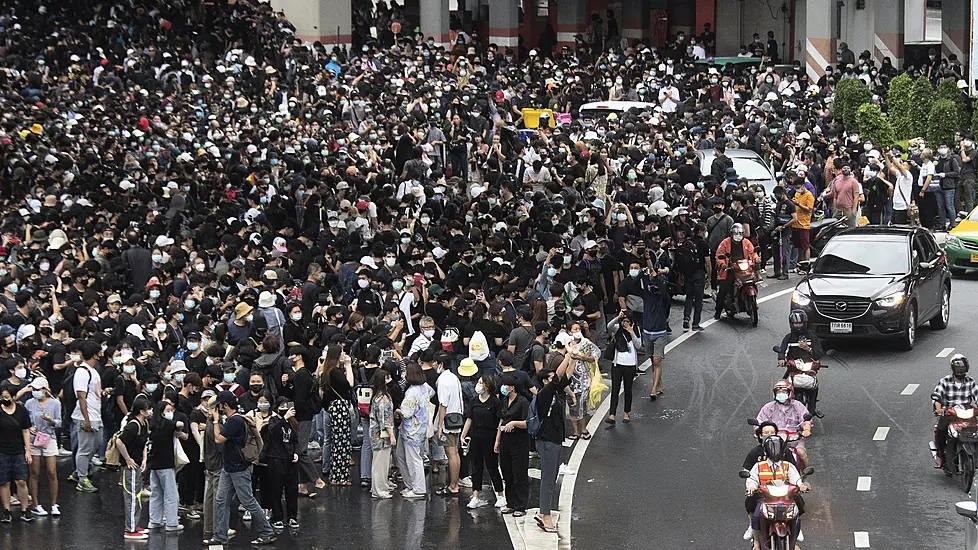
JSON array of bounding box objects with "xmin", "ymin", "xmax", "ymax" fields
[
  {"xmin": 355, "ymin": 367, "xmax": 373, "ymax": 418},
  {"xmin": 62, "ymin": 365, "xmax": 90, "ymax": 418},
  {"xmin": 526, "ymin": 392, "xmax": 543, "ymax": 438},
  {"xmin": 105, "ymin": 418, "xmax": 142, "ymax": 467},
  {"xmin": 241, "ymin": 414, "xmax": 264, "ymax": 464},
  {"xmin": 673, "ymin": 239, "xmax": 698, "ymax": 276}
]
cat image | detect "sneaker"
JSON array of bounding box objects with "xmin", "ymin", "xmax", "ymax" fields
[
  {"xmin": 124, "ymin": 531, "xmax": 149, "ymax": 540},
  {"xmin": 142, "ymin": 486, "xmax": 152, "ymax": 496},
  {"xmin": 76, "ymin": 478, "xmax": 99, "ymax": 493},
  {"xmin": 9, "ymin": 496, "xmax": 19, "ymax": 506},
  {"xmin": 466, "ymin": 497, "xmax": 488, "ymax": 509},
  {"xmin": 271, "ymin": 521, "xmax": 284, "ymax": 530},
  {"xmin": 288, "ymin": 519, "xmax": 299, "ymax": 529},
  {"xmin": 682, "ymin": 320, "xmax": 690, "ymax": 331},
  {"xmin": 66, "ymin": 472, "xmax": 78, "ymax": 482},
  {"xmin": 692, "ymin": 324, "xmax": 704, "ymax": 331},
  {"xmin": 252, "ymin": 536, "xmax": 276, "ymax": 545},
  {"xmin": 494, "ymin": 496, "xmax": 507, "ymax": 509},
  {"xmin": 20, "ymin": 509, "xmax": 33, "ymax": 522},
  {"xmin": 242, "ymin": 511, "xmax": 252, "ymax": 521},
  {"xmin": 743, "ymin": 526, "xmax": 753, "ymax": 540},
  {"xmin": 458, "ymin": 477, "xmax": 473, "ymax": 488},
  {"xmin": 58, "ymin": 447, "xmax": 72, "ymax": 457},
  {"xmin": 0, "ymin": 510, "xmax": 10, "ymax": 523},
  {"xmin": 185, "ymin": 510, "xmax": 201, "ymax": 520},
  {"xmin": 402, "ymin": 491, "xmax": 426, "ymax": 499},
  {"xmin": 147, "ymin": 522, "xmax": 163, "ymax": 529},
  {"xmin": 30, "ymin": 505, "xmax": 47, "ymax": 516},
  {"xmin": 91, "ymin": 456, "xmax": 103, "ymax": 467},
  {"xmin": 50, "ymin": 505, "xmax": 60, "ymax": 516},
  {"xmin": 164, "ymin": 524, "xmax": 184, "ymax": 532}
]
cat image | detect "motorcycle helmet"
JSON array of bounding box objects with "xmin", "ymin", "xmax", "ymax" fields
[
  {"xmin": 731, "ymin": 223, "xmax": 745, "ymax": 242},
  {"xmin": 762, "ymin": 434, "xmax": 786, "ymax": 461},
  {"xmin": 951, "ymin": 353, "xmax": 970, "ymax": 376},
  {"xmin": 773, "ymin": 379, "xmax": 793, "ymax": 401},
  {"xmin": 788, "ymin": 310, "xmax": 808, "ymax": 332}
]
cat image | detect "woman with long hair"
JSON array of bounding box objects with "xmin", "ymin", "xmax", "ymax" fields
[
  {"xmin": 318, "ymin": 346, "xmax": 355, "ymax": 485},
  {"xmin": 395, "ymin": 362, "xmax": 434, "ymax": 498},
  {"xmin": 147, "ymin": 399, "xmax": 187, "ymax": 533},
  {"xmin": 24, "ymin": 378, "xmax": 60, "ymax": 517},
  {"xmin": 460, "ymin": 375, "xmax": 504, "ymax": 509},
  {"xmin": 368, "ymin": 370, "xmax": 396, "ymax": 499},
  {"xmin": 117, "ymin": 396, "xmax": 151, "ymax": 540}
]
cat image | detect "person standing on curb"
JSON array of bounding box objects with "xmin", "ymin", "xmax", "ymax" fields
[
  {"xmin": 534, "ymin": 350, "xmax": 572, "ymax": 533},
  {"xmin": 605, "ymin": 312, "xmax": 643, "ymax": 424}
]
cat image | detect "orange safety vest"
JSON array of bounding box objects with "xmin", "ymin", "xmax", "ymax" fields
[{"xmin": 757, "ymin": 461, "xmax": 790, "ymax": 485}]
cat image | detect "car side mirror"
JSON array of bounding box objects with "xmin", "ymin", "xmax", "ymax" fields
[
  {"xmin": 738, "ymin": 470, "xmax": 751, "ymax": 479},
  {"xmin": 801, "ymin": 466, "xmax": 815, "ymax": 476},
  {"xmin": 956, "ymin": 501, "xmax": 978, "ymax": 520}
]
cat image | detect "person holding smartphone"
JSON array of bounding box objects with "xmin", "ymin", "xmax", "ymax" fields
[{"xmin": 260, "ymin": 397, "xmax": 299, "ymax": 530}]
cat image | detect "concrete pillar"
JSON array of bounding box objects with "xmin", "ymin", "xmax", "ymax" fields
[
  {"xmin": 421, "ymin": 0, "xmax": 451, "ymax": 48},
  {"xmin": 621, "ymin": 0, "xmax": 650, "ymax": 48},
  {"xmin": 942, "ymin": 0, "xmax": 969, "ymax": 63},
  {"xmin": 488, "ymin": 0, "xmax": 520, "ymax": 49},
  {"xmin": 270, "ymin": 0, "xmax": 351, "ymax": 49},
  {"xmin": 805, "ymin": 0, "xmax": 833, "ymax": 81},
  {"xmin": 557, "ymin": 0, "xmax": 587, "ymax": 49},
  {"xmin": 873, "ymin": 0, "xmax": 904, "ymax": 68}
]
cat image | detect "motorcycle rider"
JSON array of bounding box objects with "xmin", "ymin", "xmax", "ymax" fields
[
  {"xmin": 745, "ymin": 434, "xmax": 808, "ymax": 550},
  {"xmin": 931, "ymin": 354, "xmax": 978, "ymax": 470},
  {"xmin": 741, "ymin": 421, "xmax": 798, "ymax": 542},
  {"xmin": 713, "ymin": 223, "xmax": 759, "ymax": 320},
  {"xmin": 779, "ymin": 310, "xmax": 825, "ymax": 417},
  {"xmin": 757, "ymin": 380, "xmax": 811, "ymax": 468}
]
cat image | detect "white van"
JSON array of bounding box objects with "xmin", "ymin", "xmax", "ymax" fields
[{"xmin": 579, "ymin": 101, "xmax": 657, "ymax": 119}]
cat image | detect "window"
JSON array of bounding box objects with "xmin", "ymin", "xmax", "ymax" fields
[
  {"xmin": 814, "ymin": 237, "xmax": 910, "ymax": 275},
  {"xmin": 536, "ymin": 0, "xmax": 549, "ymax": 17}
]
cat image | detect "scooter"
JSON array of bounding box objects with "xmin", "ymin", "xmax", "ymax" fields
[
  {"xmin": 717, "ymin": 254, "xmax": 759, "ymax": 326},
  {"xmin": 748, "ymin": 418, "xmax": 811, "ymax": 471},
  {"xmin": 807, "ymin": 215, "xmax": 847, "ymax": 258},
  {"xmin": 773, "ymin": 343, "xmax": 829, "ymax": 419},
  {"xmin": 739, "ymin": 466, "xmax": 815, "ymax": 550},
  {"xmin": 930, "ymin": 405, "xmax": 978, "ymax": 493}
]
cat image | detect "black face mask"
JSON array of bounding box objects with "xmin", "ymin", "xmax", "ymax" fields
[
  {"xmin": 954, "ymin": 371, "xmax": 968, "ymax": 379},
  {"xmin": 250, "ymin": 384, "xmax": 263, "ymax": 394}
]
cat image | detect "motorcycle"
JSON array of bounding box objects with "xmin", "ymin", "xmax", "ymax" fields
[
  {"xmin": 749, "ymin": 417, "xmax": 812, "ymax": 471},
  {"xmin": 807, "ymin": 215, "xmax": 847, "ymax": 258},
  {"xmin": 717, "ymin": 254, "xmax": 759, "ymax": 326},
  {"xmin": 738, "ymin": 466, "xmax": 815, "ymax": 550},
  {"xmin": 773, "ymin": 343, "xmax": 829, "ymax": 419},
  {"xmin": 930, "ymin": 406, "xmax": 978, "ymax": 493}
]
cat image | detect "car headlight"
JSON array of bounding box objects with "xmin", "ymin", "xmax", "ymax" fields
[
  {"xmin": 946, "ymin": 236, "xmax": 962, "ymax": 249},
  {"xmin": 791, "ymin": 289, "xmax": 811, "ymax": 306},
  {"xmin": 875, "ymin": 291, "xmax": 905, "ymax": 308}
]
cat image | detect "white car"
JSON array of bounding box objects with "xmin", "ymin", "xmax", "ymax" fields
[{"xmin": 579, "ymin": 101, "xmax": 657, "ymax": 120}]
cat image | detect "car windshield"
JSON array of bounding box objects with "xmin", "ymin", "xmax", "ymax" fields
[
  {"xmin": 731, "ymin": 157, "xmax": 775, "ymax": 180},
  {"xmin": 813, "ymin": 238, "xmax": 909, "ymax": 275}
]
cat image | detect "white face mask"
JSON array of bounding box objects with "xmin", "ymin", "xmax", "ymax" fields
[
  {"xmin": 475, "ymin": 382, "xmax": 485, "ymax": 394},
  {"xmin": 385, "ymin": 257, "xmax": 396, "ymax": 267},
  {"xmin": 571, "ymin": 331, "xmax": 583, "ymax": 341},
  {"xmin": 423, "ymin": 329, "xmax": 435, "ymax": 338},
  {"xmin": 358, "ymin": 279, "xmax": 370, "ymax": 289}
]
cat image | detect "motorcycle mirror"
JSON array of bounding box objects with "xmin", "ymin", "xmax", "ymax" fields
[
  {"xmin": 797, "ymin": 260, "xmax": 811, "ymax": 273},
  {"xmin": 803, "ymin": 413, "xmax": 813, "ymax": 421},
  {"xmin": 801, "ymin": 466, "xmax": 815, "ymax": 476},
  {"xmin": 824, "ymin": 349, "xmax": 836, "ymax": 356},
  {"xmin": 738, "ymin": 470, "xmax": 751, "ymax": 479},
  {"xmin": 772, "ymin": 345, "xmax": 781, "ymax": 354},
  {"xmin": 747, "ymin": 418, "xmax": 759, "ymax": 426}
]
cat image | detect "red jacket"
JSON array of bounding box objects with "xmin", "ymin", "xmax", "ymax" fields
[{"xmin": 715, "ymin": 237, "xmax": 758, "ymax": 280}]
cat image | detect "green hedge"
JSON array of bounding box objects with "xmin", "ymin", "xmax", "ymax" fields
[
  {"xmin": 887, "ymin": 73, "xmax": 915, "ymax": 140},
  {"xmin": 934, "ymin": 77, "xmax": 965, "ymax": 132},
  {"xmin": 910, "ymin": 76, "xmax": 935, "ymax": 139},
  {"xmin": 833, "ymin": 78, "xmax": 873, "ymax": 131},
  {"xmin": 928, "ymin": 99, "xmax": 960, "ymax": 143},
  {"xmin": 855, "ymin": 104, "xmax": 895, "ymax": 148}
]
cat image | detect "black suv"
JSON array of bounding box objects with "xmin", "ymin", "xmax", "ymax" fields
[{"xmin": 789, "ymin": 226, "xmax": 950, "ymax": 350}]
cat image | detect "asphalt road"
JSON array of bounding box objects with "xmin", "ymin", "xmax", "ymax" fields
[{"xmin": 573, "ymin": 272, "xmax": 978, "ymax": 549}]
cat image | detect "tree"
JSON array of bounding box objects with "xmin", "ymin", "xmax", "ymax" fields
[
  {"xmin": 928, "ymin": 99, "xmax": 960, "ymax": 144},
  {"xmin": 886, "ymin": 73, "xmax": 915, "ymax": 140},
  {"xmin": 934, "ymin": 77, "xmax": 965, "ymax": 132},
  {"xmin": 910, "ymin": 76, "xmax": 935, "ymax": 139},
  {"xmin": 833, "ymin": 78, "xmax": 873, "ymax": 131},
  {"xmin": 855, "ymin": 104, "xmax": 895, "ymax": 148}
]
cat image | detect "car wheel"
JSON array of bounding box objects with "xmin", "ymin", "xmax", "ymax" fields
[
  {"xmin": 898, "ymin": 303, "xmax": 917, "ymax": 351},
  {"xmin": 950, "ymin": 267, "xmax": 966, "ymax": 277},
  {"xmin": 930, "ymin": 284, "xmax": 950, "ymax": 329}
]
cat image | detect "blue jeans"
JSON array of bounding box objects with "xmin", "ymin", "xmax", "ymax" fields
[
  {"xmin": 148, "ymin": 468, "xmax": 179, "ymax": 527},
  {"xmin": 939, "ymin": 187, "xmax": 955, "ymax": 229},
  {"xmin": 683, "ymin": 271, "xmax": 706, "ymax": 325},
  {"xmin": 213, "ymin": 467, "xmax": 274, "ymax": 542}
]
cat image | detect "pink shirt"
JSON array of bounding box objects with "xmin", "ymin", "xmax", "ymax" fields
[{"xmin": 832, "ymin": 175, "xmax": 862, "ymax": 212}]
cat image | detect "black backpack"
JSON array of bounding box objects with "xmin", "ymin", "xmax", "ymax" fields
[
  {"xmin": 673, "ymin": 239, "xmax": 699, "ymax": 276},
  {"xmin": 520, "ymin": 340, "xmax": 545, "ymax": 373}
]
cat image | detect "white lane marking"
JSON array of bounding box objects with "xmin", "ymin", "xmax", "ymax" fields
[
  {"xmin": 873, "ymin": 427, "xmax": 890, "ymax": 441},
  {"xmin": 937, "ymin": 347, "xmax": 955, "ymax": 358},
  {"xmin": 547, "ymin": 285, "xmax": 797, "ymax": 550},
  {"xmin": 901, "ymin": 384, "xmax": 919, "ymax": 396},
  {"xmin": 856, "ymin": 476, "xmax": 872, "ymax": 491},
  {"xmin": 854, "ymin": 531, "xmax": 871, "ymax": 547}
]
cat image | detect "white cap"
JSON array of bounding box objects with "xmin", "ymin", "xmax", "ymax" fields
[
  {"xmin": 360, "ymin": 256, "xmax": 378, "ymax": 269},
  {"xmin": 155, "ymin": 235, "xmax": 175, "ymax": 247}
]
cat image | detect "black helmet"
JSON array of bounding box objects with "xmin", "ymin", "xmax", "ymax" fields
[
  {"xmin": 951, "ymin": 354, "xmax": 970, "ymax": 375},
  {"xmin": 762, "ymin": 435, "xmax": 786, "ymax": 462},
  {"xmin": 789, "ymin": 310, "xmax": 808, "ymax": 330}
]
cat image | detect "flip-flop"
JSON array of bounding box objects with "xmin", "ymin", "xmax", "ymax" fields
[
  {"xmin": 567, "ymin": 434, "xmax": 580, "ymax": 441},
  {"xmin": 501, "ymin": 507, "xmax": 514, "ymax": 514},
  {"xmin": 581, "ymin": 432, "xmax": 592, "ymax": 440},
  {"xmin": 534, "ymin": 515, "xmax": 545, "ymax": 527},
  {"xmin": 605, "ymin": 417, "xmax": 616, "ymax": 424},
  {"xmin": 623, "ymin": 417, "xmax": 631, "ymax": 423},
  {"xmin": 538, "ymin": 523, "xmax": 558, "ymax": 533},
  {"xmin": 513, "ymin": 510, "xmax": 526, "ymax": 517}
]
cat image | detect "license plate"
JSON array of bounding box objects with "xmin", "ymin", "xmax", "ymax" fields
[
  {"xmin": 830, "ymin": 322, "xmax": 853, "ymax": 334},
  {"xmin": 970, "ymin": 253, "xmax": 978, "ymax": 263}
]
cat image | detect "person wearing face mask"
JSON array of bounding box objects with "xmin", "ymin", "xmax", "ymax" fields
[
  {"xmin": 259, "ymin": 396, "xmax": 299, "ymax": 529},
  {"xmin": 228, "ymin": 302, "xmax": 255, "ymax": 343},
  {"xmin": 958, "ymin": 138, "xmax": 977, "ymax": 214},
  {"xmin": 24, "ymin": 377, "xmax": 60, "ymax": 518},
  {"xmin": 0, "ymin": 381, "xmax": 33, "ymax": 525},
  {"xmin": 824, "ymin": 162, "xmax": 863, "ymax": 228},
  {"xmin": 460, "ymin": 375, "xmax": 505, "ymax": 509},
  {"xmin": 756, "ymin": 380, "xmax": 811, "ymax": 469},
  {"xmin": 935, "ymin": 141, "xmax": 961, "ymax": 231},
  {"xmin": 147, "ymin": 399, "xmax": 188, "ymax": 533},
  {"xmin": 116, "ymin": 396, "xmax": 151, "ymax": 540},
  {"xmin": 713, "ymin": 223, "xmax": 759, "ymax": 321},
  {"xmin": 932, "ymin": 354, "xmax": 978, "ymax": 470}
]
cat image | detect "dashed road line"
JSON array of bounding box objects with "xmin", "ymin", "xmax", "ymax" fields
[
  {"xmin": 900, "ymin": 384, "xmax": 919, "ymax": 396},
  {"xmin": 854, "ymin": 531, "xmax": 871, "ymax": 547},
  {"xmin": 937, "ymin": 347, "xmax": 955, "ymax": 358},
  {"xmin": 872, "ymin": 427, "xmax": 890, "ymax": 441},
  {"xmin": 856, "ymin": 476, "xmax": 872, "ymax": 491}
]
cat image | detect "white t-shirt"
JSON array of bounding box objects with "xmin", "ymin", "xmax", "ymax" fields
[
  {"xmin": 918, "ymin": 160, "xmax": 937, "ymax": 188},
  {"xmin": 892, "ymin": 171, "xmax": 914, "ymax": 210},
  {"xmin": 658, "ymin": 86, "xmax": 679, "ymax": 113},
  {"xmin": 71, "ymin": 364, "xmax": 103, "ymax": 425},
  {"xmin": 436, "ymin": 370, "xmax": 463, "ymax": 433}
]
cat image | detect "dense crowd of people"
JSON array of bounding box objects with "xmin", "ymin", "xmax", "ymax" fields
[{"xmin": 0, "ymin": 0, "xmax": 973, "ymax": 544}]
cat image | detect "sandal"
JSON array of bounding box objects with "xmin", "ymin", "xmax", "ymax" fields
[
  {"xmin": 538, "ymin": 523, "xmax": 558, "ymax": 533},
  {"xmin": 567, "ymin": 434, "xmax": 580, "ymax": 441},
  {"xmin": 513, "ymin": 510, "xmax": 526, "ymax": 517},
  {"xmin": 534, "ymin": 515, "xmax": 545, "ymax": 527},
  {"xmin": 581, "ymin": 432, "xmax": 592, "ymax": 440},
  {"xmin": 605, "ymin": 416, "xmax": 616, "ymax": 424},
  {"xmin": 434, "ymin": 487, "xmax": 448, "ymax": 496},
  {"xmin": 501, "ymin": 507, "xmax": 514, "ymax": 514},
  {"xmin": 623, "ymin": 416, "xmax": 631, "ymax": 423}
]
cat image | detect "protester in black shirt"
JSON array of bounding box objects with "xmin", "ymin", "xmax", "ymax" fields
[
  {"xmin": 260, "ymin": 397, "xmax": 299, "ymax": 529},
  {"xmin": 0, "ymin": 384, "xmax": 32, "ymax": 523},
  {"xmin": 147, "ymin": 400, "xmax": 186, "ymax": 531},
  {"xmin": 535, "ymin": 350, "xmax": 572, "ymax": 532},
  {"xmin": 460, "ymin": 376, "xmax": 504, "ymax": 509}
]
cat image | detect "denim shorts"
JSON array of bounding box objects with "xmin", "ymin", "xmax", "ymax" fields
[
  {"xmin": 642, "ymin": 331, "xmax": 668, "ymax": 357},
  {"xmin": 0, "ymin": 452, "xmax": 28, "ymax": 484}
]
